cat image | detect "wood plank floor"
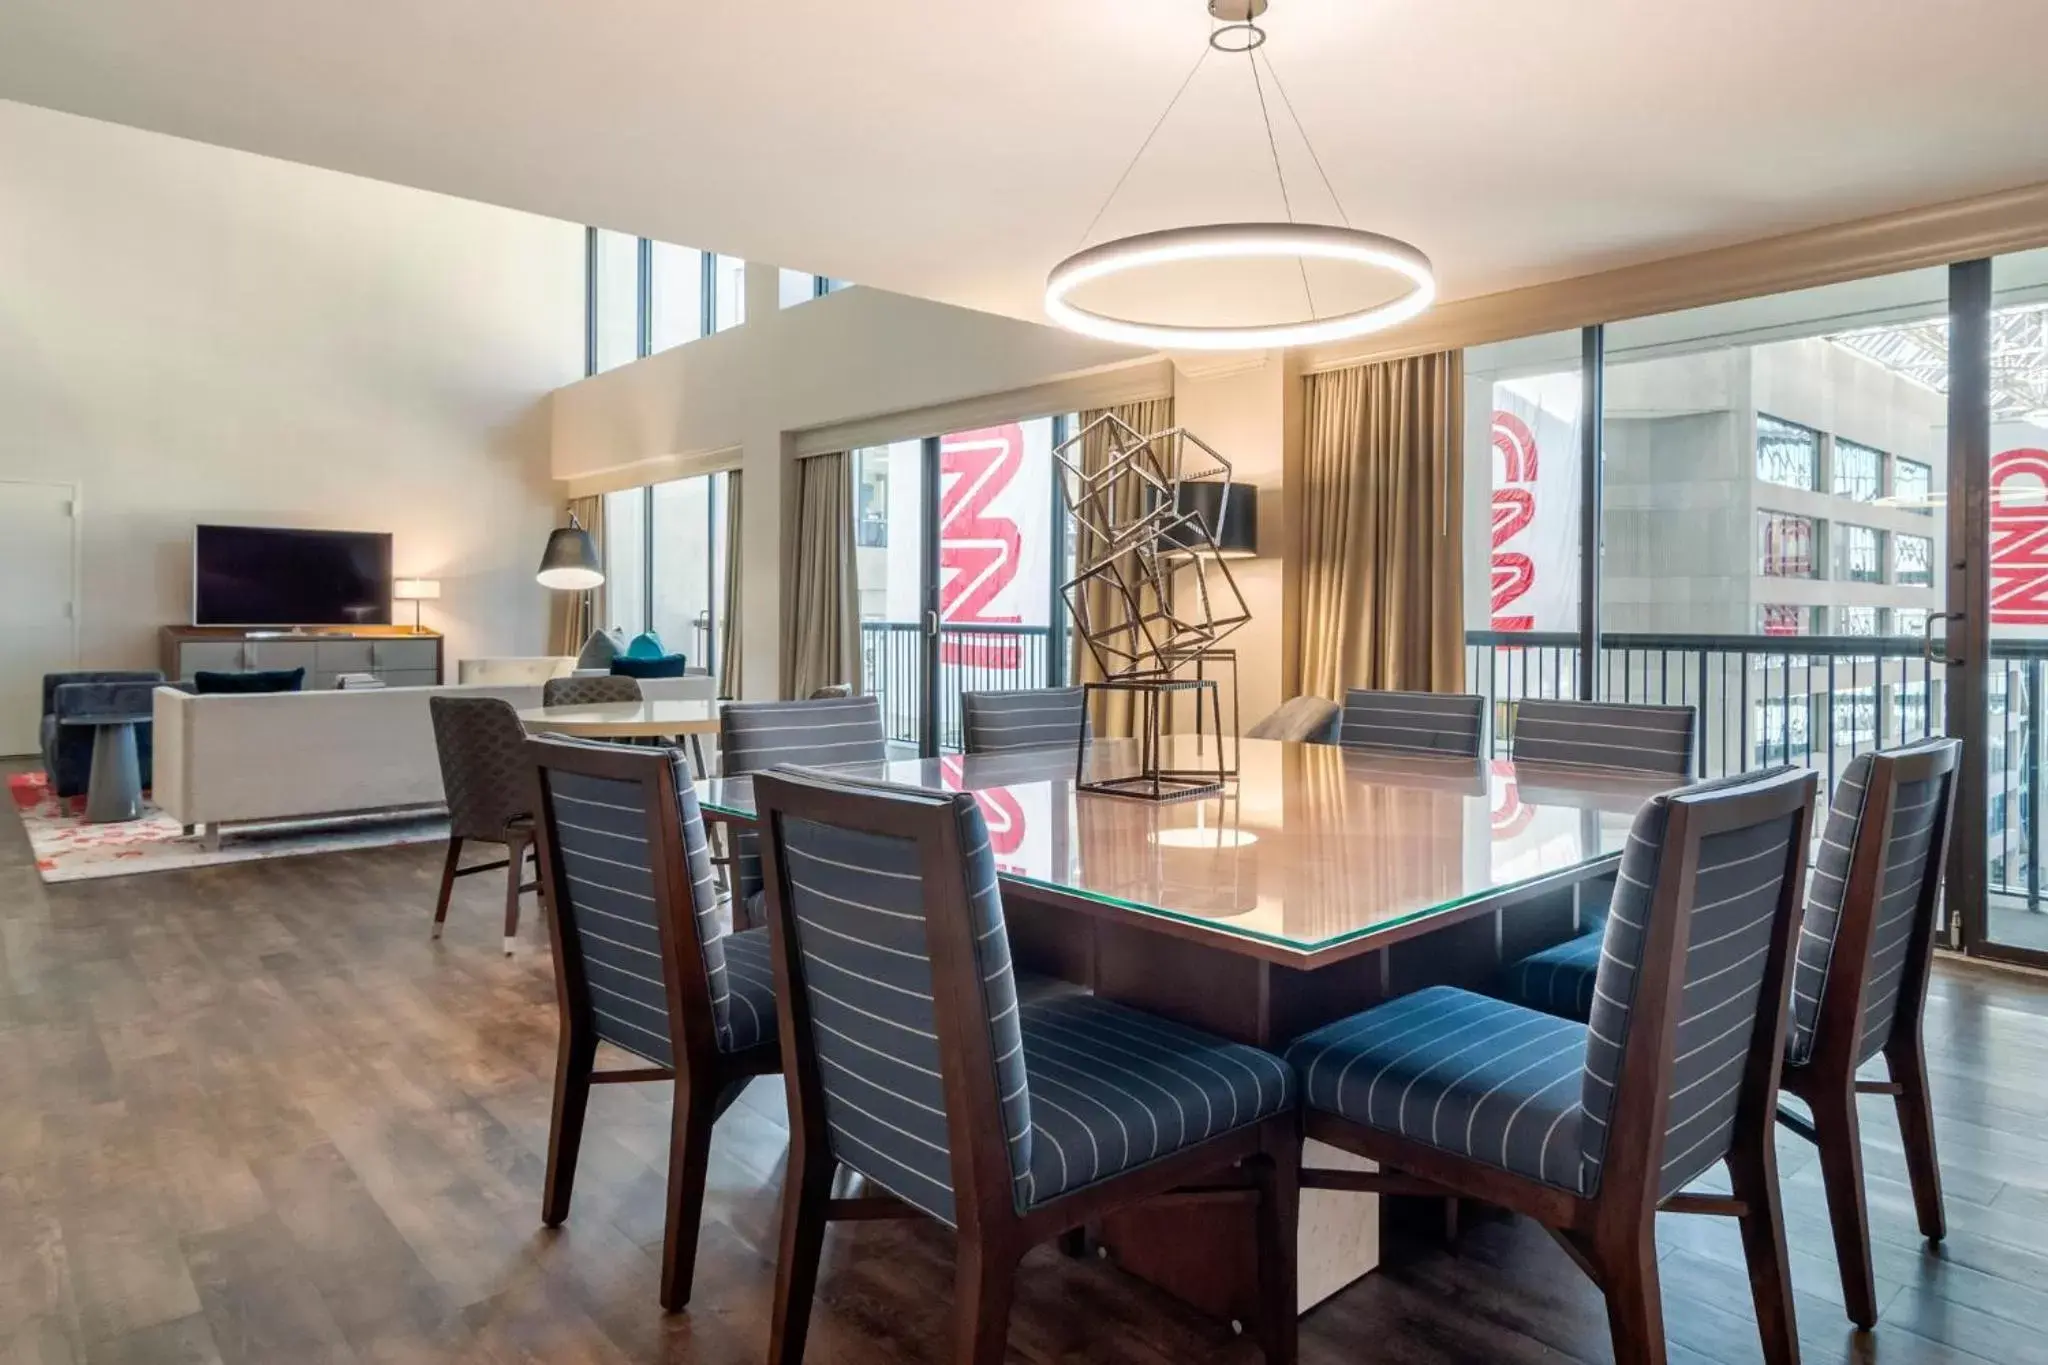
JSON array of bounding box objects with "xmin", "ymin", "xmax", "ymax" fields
[{"xmin": 4, "ymin": 799, "xmax": 2046, "ymax": 1365}]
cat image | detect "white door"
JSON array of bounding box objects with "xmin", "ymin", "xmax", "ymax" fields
[{"xmin": 0, "ymin": 482, "xmax": 79, "ymax": 756}]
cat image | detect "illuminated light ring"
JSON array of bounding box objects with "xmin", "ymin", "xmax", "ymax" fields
[{"xmin": 1045, "ymin": 222, "xmax": 1436, "ymax": 352}]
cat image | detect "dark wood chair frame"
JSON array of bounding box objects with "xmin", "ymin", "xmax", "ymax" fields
[
  {"xmin": 432, "ymin": 823, "xmax": 539, "ymax": 956},
  {"xmin": 1299, "ymin": 770, "xmax": 1818, "ymax": 1365},
  {"xmin": 1775, "ymin": 740, "xmax": 1959, "ymax": 1330},
  {"xmin": 526, "ymin": 739, "xmax": 782, "ymax": 1311},
  {"xmin": 751, "ymin": 771, "xmax": 1301, "ymax": 1365}
]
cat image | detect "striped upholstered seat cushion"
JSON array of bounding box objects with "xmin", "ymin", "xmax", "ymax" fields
[
  {"xmin": 961, "ymin": 687, "xmax": 1089, "ymax": 756},
  {"xmin": 1286, "ymin": 987, "xmax": 1592, "ymax": 1192},
  {"xmin": 1017, "ymin": 993, "xmax": 1296, "ymax": 1205},
  {"xmin": 1502, "ymin": 929, "xmax": 1603, "ymax": 1021}
]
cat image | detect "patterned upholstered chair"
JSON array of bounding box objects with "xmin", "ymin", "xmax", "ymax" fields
[
  {"xmin": 1776, "ymin": 738, "xmax": 1958, "ymax": 1327},
  {"xmin": 1335, "ymin": 689, "xmax": 1486, "ymax": 757},
  {"xmin": 753, "ymin": 765, "xmax": 1300, "ymax": 1365},
  {"xmin": 1286, "ymin": 766, "xmax": 1816, "ymax": 1365},
  {"xmin": 1244, "ymin": 696, "xmax": 1339, "ymax": 743},
  {"xmin": 806, "ymin": 683, "xmax": 853, "ymax": 699},
  {"xmin": 543, "ymin": 674, "xmax": 643, "ymax": 708},
  {"xmin": 526, "ymin": 736, "xmax": 781, "ymax": 1312},
  {"xmin": 42, "ymin": 670, "xmax": 164, "ymax": 798},
  {"xmin": 428, "ymin": 695, "xmax": 543, "ymax": 954},
  {"xmin": 960, "ymin": 686, "xmax": 1088, "ymax": 755},
  {"xmin": 1500, "ymin": 699, "xmax": 1700, "ymax": 1007},
  {"xmin": 719, "ymin": 695, "xmax": 888, "ymax": 928}
]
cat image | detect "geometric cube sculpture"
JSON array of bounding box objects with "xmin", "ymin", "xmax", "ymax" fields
[
  {"xmin": 1054, "ymin": 413, "xmax": 1253, "ymax": 800},
  {"xmin": 1053, "ymin": 414, "xmax": 1253, "ymax": 683}
]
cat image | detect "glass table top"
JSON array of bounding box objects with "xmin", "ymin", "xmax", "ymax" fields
[{"xmin": 697, "ymin": 736, "xmax": 1675, "ymax": 964}]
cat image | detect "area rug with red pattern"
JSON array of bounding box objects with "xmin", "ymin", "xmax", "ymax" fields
[{"xmin": 7, "ymin": 770, "xmax": 446, "ymax": 883}]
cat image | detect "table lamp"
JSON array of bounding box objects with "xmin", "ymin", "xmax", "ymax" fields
[{"xmin": 394, "ymin": 578, "xmax": 441, "ymax": 633}]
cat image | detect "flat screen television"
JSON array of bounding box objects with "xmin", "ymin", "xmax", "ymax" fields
[{"xmin": 192, "ymin": 524, "xmax": 394, "ymax": 628}]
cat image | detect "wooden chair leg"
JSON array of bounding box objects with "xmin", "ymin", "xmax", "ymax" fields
[
  {"xmin": 659, "ymin": 1079, "xmax": 720, "ymax": 1312},
  {"xmin": 541, "ymin": 1027, "xmax": 596, "ymax": 1227},
  {"xmin": 501, "ymin": 836, "xmax": 526, "ymax": 956},
  {"xmin": 1253, "ymin": 1140, "xmax": 1301, "ymax": 1365},
  {"xmin": 768, "ymin": 1141, "xmax": 835, "ymax": 1365},
  {"xmin": 1595, "ymin": 1230, "xmax": 1668, "ymax": 1365},
  {"xmin": 1886, "ymin": 1034, "xmax": 1946, "ymax": 1243},
  {"xmin": 432, "ymin": 837, "xmax": 462, "ymax": 939},
  {"xmin": 1728, "ymin": 1131, "xmax": 1801, "ymax": 1362},
  {"xmin": 1810, "ymin": 1083, "xmax": 1879, "ymax": 1330},
  {"xmin": 952, "ymin": 1236, "xmax": 1018, "ymax": 1365}
]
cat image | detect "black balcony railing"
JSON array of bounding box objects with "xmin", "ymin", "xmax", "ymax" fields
[
  {"xmin": 1468, "ymin": 630, "xmax": 2042, "ymax": 909},
  {"xmin": 857, "ymin": 620, "xmax": 2044, "ymax": 910},
  {"xmin": 860, "ymin": 621, "xmax": 1056, "ymax": 751}
]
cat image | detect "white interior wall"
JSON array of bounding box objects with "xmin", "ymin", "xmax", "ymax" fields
[
  {"xmin": 0, "ymin": 99, "xmax": 584, "ymax": 674},
  {"xmin": 550, "ymin": 278, "xmax": 1157, "ymax": 697}
]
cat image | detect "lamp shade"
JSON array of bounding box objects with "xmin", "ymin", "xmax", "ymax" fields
[
  {"xmin": 536, "ymin": 526, "xmax": 604, "ymax": 591},
  {"xmin": 392, "ymin": 578, "xmax": 441, "ymax": 601},
  {"xmin": 1161, "ymin": 482, "xmax": 1258, "ymax": 558}
]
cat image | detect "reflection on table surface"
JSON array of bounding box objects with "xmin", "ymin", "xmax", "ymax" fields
[{"xmin": 698, "ymin": 736, "xmax": 1677, "ymax": 960}]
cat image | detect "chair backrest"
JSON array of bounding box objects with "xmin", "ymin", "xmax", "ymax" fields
[
  {"xmin": 1337, "ymin": 689, "xmax": 1485, "ymax": 757},
  {"xmin": 428, "ymin": 695, "xmax": 536, "ymax": 843},
  {"xmin": 960, "ymin": 686, "xmax": 1088, "ymax": 756},
  {"xmin": 526, "ymin": 736, "xmax": 740, "ymax": 1066},
  {"xmin": 1245, "ymin": 696, "xmax": 1340, "ymax": 743},
  {"xmin": 1789, "ymin": 738, "xmax": 1959, "ymax": 1069},
  {"xmin": 754, "ymin": 766, "xmax": 1031, "ymax": 1228},
  {"xmin": 721, "ymin": 695, "xmax": 890, "ymax": 904},
  {"xmin": 43, "ymin": 670, "xmax": 163, "ymax": 717},
  {"xmin": 544, "ymin": 675, "xmax": 644, "ymax": 708},
  {"xmin": 1511, "ymin": 699, "xmax": 1695, "ymax": 778},
  {"xmin": 1576, "ymin": 765, "xmax": 1815, "ymax": 1202}
]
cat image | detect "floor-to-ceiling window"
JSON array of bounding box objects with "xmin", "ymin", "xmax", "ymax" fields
[{"xmin": 600, "ymin": 472, "xmax": 728, "ymax": 675}]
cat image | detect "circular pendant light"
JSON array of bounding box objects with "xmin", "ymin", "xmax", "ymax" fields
[{"xmin": 1046, "ymin": 0, "xmax": 1434, "ymax": 351}]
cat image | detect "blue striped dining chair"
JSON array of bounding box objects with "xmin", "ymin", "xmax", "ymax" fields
[
  {"xmin": 1501, "ymin": 698, "xmax": 1700, "ymax": 1004},
  {"xmin": 960, "ymin": 686, "xmax": 1089, "ymax": 755},
  {"xmin": 526, "ymin": 736, "xmax": 782, "ymax": 1312},
  {"xmin": 718, "ymin": 694, "xmax": 889, "ymax": 926},
  {"xmin": 1335, "ymin": 689, "xmax": 1486, "ymax": 757},
  {"xmin": 752, "ymin": 765, "xmax": 1301, "ymax": 1365},
  {"xmin": 1775, "ymin": 737, "xmax": 1959, "ymax": 1328},
  {"xmin": 1285, "ymin": 765, "xmax": 1817, "ymax": 1365}
]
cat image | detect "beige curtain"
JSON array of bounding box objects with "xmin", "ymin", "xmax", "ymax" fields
[
  {"xmin": 1294, "ymin": 353, "xmax": 1465, "ymax": 698},
  {"xmin": 717, "ymin": 471, "xmax": 744, "ymax": 698},
  {"xmin": 546, "ymin": 494, "xmax": 606, "ymax": 656},
  {"xmin": 782, "ymin": 453, "xmax": 862, "ymax": 700},
  {"xmin": 1069, "ymin": 397, "xmax": 1175, "ymax": 738}
]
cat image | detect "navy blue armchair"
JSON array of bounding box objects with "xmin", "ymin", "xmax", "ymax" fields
[{"xmin": 40, "ymin": 671, "xmax": 164, "ymax": 798}]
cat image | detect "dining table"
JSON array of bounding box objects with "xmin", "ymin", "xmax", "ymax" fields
[
  {"xmin": 517, "ymin": 697, "xmax": 720, "ymax": 773},
  {"xmin": 696, "ymin": 734, "xmax": 1675, "ymax": 1321}
]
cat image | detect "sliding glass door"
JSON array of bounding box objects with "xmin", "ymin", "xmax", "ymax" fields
[{"xmin": 856, "ymin": 417, "xmax": 1070, "ymax": 755}]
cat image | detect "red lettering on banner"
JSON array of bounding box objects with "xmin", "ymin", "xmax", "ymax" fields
[
  {"xmin": 940, "ymin": 425, "xmax": 1024, "ymax": 668},
  {"xmin": 1491, "ymin": 410, "xmax": 1540, "ymax": 632},
  {"xmin": 1490, "ymin": 759, "xmax": 1534, "ymax": 839},
  {"xmin": 939, "ymin": 756, "xmax": 1025, "ymax": 857},
  {"xmin": 1992, "ymin": 448, "xmax": 2048, "ymax": 625}
]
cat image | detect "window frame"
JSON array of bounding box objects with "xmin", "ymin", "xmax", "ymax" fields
[{"xmin": 1756, "ymin": 413, "xmax": 1822, "ymax": 492}]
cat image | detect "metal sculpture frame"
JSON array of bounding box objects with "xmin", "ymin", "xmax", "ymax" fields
[{"xmin": 1055, "ymin": 413, "xmax": 1251, "ymax": 801}]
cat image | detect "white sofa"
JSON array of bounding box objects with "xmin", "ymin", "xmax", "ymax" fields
[{"xmin": 153, "ymin": 681, "xmax": 548, "ymax": 847}]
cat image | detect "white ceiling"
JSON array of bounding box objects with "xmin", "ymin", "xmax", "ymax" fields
[{"xmin": 3, "ymin": 0, "xmax": 2046, "ymax": 327}]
